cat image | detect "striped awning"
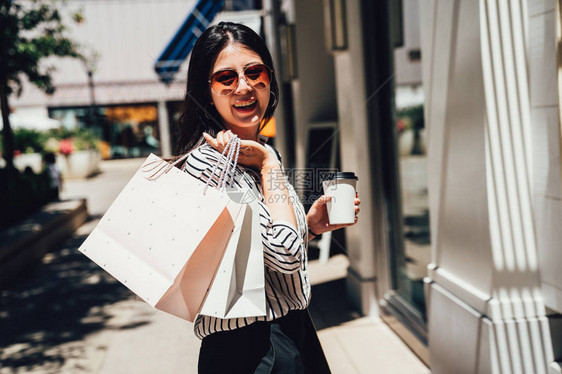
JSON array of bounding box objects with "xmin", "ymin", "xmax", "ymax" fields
[{"xmin": 154, "ymin": 0, "xmax": 224, "ymax": 84}]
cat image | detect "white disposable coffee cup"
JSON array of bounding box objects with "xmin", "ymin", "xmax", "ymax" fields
[{"xmin": 322, "ymin": 172, "xmax": 358, "ymax": 225}]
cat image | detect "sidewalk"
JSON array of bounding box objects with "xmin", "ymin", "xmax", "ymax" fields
[
  {"xmin": 0, "ymin": 158, "xmax": 429, "ymax": 374},
  {"xmin": 308, "ymin": 257, "xmax": 429, "ymax": 373}
]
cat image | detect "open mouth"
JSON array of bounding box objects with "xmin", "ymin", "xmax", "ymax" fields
[{"xmin": 233, "ymin": 99, "xmax": 257, "ymax": 113}]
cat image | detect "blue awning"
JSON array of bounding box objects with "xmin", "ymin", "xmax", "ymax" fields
[{"xmin": 154, "ymin": 0, "xmax": 224, "ymax": 84}]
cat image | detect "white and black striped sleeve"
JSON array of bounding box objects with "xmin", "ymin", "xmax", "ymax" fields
[
  {"xmin": 183, "ymin": 145, "xmax": 245, "ymax": 189},
  {"xmin": 260, "ymin": 209, "xmax": 304, "ymax": 274}
]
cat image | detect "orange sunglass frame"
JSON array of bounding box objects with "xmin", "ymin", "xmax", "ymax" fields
[{"xmin": 208, "ymin": 64, "xmax": 273, "ymax": 96}]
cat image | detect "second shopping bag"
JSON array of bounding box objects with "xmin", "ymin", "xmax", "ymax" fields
[{"xmin": 199, "ymin": 199, "xmax": 265, "ymax": 319}]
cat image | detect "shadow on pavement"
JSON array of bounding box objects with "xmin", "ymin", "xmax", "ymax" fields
[
  {"xmin": 308, "ymin": 278, "xmax": 361, "ymax": 331},
  {"xmin": 1, "ymin": 214, "xmax": 362, "ymax": 371},
  {"xmin": 0, "ymin": 233, "xmax": 142, "ymax": 372}
]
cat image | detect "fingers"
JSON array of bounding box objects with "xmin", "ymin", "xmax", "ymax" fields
[
  {"xmin": 202, "ymin": 132, "xmax": 218, "ymax": 149},
  {"xmin": 220, "ymin": 130, "xmax": 235, "ymax": 143},
  {"xmin": 216, "ymin": 130, "xmax": 227, "ymax": 148},
  {"xmin": 203, "ymin": 130, "xmax": 235, "ymax": 152},
  {"xmin": 314, "ymin": 195, "xmax": 332, "ymax": 206}
]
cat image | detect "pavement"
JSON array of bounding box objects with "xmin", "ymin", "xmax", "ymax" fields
[{"xmin": 0, "ymin": 158, "xmax": 429, "ymax": 374}]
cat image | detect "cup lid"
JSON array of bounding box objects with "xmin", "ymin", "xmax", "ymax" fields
[{"xmin": 324, "ymin": 172, "xmax": 358, "ymax": 180}]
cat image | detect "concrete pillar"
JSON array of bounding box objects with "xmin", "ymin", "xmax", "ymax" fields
[
  {"xmin": 331, "ymin": 0, "xmax": 384, "ymax": 317},
  {"xmin": 423, "ymin": 0, "xmax": 554, "ymax": 372},
  {"xmin": 157, "ymin": 100, "xmax": 172, "ymax": 157}
]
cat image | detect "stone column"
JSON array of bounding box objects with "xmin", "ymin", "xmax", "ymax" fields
[{"xmin": 423, "ymin": 0, "xmax": 554, "ymax": 372}]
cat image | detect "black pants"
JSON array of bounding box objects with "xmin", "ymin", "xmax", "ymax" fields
[{"xmin": 198, "ymin": 310, "xmax": 331, "ymax": 374}]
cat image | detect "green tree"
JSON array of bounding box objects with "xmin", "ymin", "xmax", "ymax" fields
[{"xmin": 0, "ymin": 0, "xmax": 83, "ymax": 170}]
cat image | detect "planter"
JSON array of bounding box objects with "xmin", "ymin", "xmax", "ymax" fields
[
  {"xmin": 57, "ymin": 150, "xmax": 101, "ymax": 179},
  {"xmin": 4, "ymin": 150, "xmax": 101, "ymax": 179}
]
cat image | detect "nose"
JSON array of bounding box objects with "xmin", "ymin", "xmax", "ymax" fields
[{"xmin": 234, "ymin": 74, "xmax": 253, "ymax": 94}]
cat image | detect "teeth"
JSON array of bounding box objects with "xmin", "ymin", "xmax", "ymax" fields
[{"xmin": 234, "ymin": 99, "xmax": 256, "ymax": 108}]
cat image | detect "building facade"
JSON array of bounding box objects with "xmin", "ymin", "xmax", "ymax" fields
[
  {"xmin": 8, "ymin": 0, "xmax": 261, "ymax": 159},
  {"xmin": 267, "ymin": 0, "xmax": 562, "ymax": 372}
]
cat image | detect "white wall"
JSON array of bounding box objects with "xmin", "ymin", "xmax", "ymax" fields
[
  {"xmin": 528, "ymin": 0, "xmax": 562, "ymax": 315},
  {"xmin": 12, "ymin": 0, "xmax": 196, "ymax": 108},
  {"xmin": 52, "ymin": 0, "xmax": 195, "ymax": 84}
]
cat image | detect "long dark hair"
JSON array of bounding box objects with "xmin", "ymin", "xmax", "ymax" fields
[{"xmin": 174, "ymin": 22, "xmax": 279, "ymax": 154}]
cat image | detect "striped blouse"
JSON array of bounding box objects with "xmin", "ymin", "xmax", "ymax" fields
[{"xmin": 183, "ymin": 143, "xmax": 311, "ymax": 339}]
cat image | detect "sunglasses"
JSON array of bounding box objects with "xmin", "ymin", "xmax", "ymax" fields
[{"xmin": 209, "ymin": 64, "xmax": 272, "ymax": 96}]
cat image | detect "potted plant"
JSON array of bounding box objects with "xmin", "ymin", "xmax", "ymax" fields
[
  {"xmin": 1, "ymin": 127, "xmax": 101, "ymax": 179},
  {"xmin": 49, "ymin": 128, "xmax": 101, "ymax": 179}
]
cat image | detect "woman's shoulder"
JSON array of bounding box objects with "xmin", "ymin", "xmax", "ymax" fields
[
  {"xmin": 189, "ymin": 143, "xmax": 224, "ymax": 164},
  {"xmin": 183, "ymin": 144, "xmax": 221, "ymax": 176},
  {"xmin": 190, "ymin": 143, "xmax": 221, "ymax": 159},
  {"xmin": 184, "ymin": 143, "xmax": 249, "ymax": 179}
]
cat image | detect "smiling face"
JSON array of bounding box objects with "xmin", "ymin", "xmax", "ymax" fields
[{"xmin": 209, "ymin": 43, "xmax": 271, "ymax": 140}]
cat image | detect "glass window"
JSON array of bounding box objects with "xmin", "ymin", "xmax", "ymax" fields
[
  {"xmin": 390, "ymin": 0, "xmax": 430, "ymax": 319},
  {"xmin": 49, "ymin": 103, "xmax": 161, "ymax": 159}
]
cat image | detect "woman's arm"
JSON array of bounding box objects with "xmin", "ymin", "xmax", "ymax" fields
[
  {"xmin": 259, "ymin": 160, "xmax": 298, "ymax": 228},
  {"xmin": 202, "ymin": 131, "xmax": 304, "ymax": 274},
  {"xmin": 306, "ymin": 194, "xmax": 361, "ymax": 242},
  {"xmin": 259, "ymin": 158, "xmax": 303, "ymax": 274},
  {"xmin": 185, "ymin": 144, "xmax": 303, "ymax": 274}
]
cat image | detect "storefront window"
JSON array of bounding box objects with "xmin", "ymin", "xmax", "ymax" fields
[
  {"xmin": 389, "ymin": 0, "xmax": 430, "ymax": 319},
  {"xmin": 104, "ymin": 105, "xmax": 160, "ymax": 158},
  {"xmin": 49, "ymin": 103, "xmax": 161, "ymax": 159}
]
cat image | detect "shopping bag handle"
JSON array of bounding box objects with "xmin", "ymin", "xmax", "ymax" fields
[
  {"xmin": 140, "ymin": 152, "xmax": 192, "ymax": 181},
  {"xmin": 204, "ymin": 135, "xmax": 241, "ymax": 195},
  {"xmin": 140, "ymin": 136, "xmax": 241, "ymax": 195}
]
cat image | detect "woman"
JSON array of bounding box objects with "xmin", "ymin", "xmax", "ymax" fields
[{"xmin": 177, "ymin": 22, "xmax": 361, "ymax": 373}]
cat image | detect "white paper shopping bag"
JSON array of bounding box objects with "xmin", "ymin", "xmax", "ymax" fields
[
  {"xmin": 199, "ymin": 200, "xmax": 266, "ymax": 319},
  {"xmin": 78, "ymin": 153, "xmax": 245, "ymax": 322}
]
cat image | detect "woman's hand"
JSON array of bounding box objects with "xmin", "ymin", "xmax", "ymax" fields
[
  {"xmin": 202, "ymin": 130, "xmax": 278, "ymax": 170},
  {"xmin": 306, "ymin": 193, "xmax": 361, "ymax": 237},
  {"xmin": 204, "ymin": 130, "xmax": 298, "ymax": 227}
]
